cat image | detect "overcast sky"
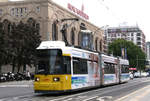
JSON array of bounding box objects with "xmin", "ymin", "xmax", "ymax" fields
[
  {"xmin": 52, "ymin": 0, "xmax": 150, "ymax": 42},
  {"xmin": 9, "ymin": 0, "xmax": 150, "ymax": 42}
]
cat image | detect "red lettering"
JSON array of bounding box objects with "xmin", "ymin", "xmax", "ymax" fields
[
  {"xmin": 68, "ymin": 3, "xmax": 71, "ymax": 10},
  {"xmin": 67, "ymin": 3, "xmax": 89, "ymax": 20},
  {"xmin": 77, "ymin": 9, "xmax": 80, "ymax": 15}
]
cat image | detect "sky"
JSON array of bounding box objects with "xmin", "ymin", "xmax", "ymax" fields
[
  {"xmin": 9, "ymin": 0, "xmax": 150, "ymax": 42},
  {"xmin": 52, "ymin": 0, "xmax": 150, "ymax": 42}
]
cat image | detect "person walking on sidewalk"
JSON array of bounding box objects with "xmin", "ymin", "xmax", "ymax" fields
[{"xmin": 26, "ymin": 70, "xmax": 31, "ymax": 80}]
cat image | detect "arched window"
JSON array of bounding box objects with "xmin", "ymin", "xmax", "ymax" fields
[
  {"xmin": 27, "ymin": 18, "xmax": 36, "ymax": 27},
  {"xmin": 3, "ymin": 19, "xmax": 11, "ymax": 34},
  {"xmin": 35, "ymin": 23, "xmax": 40, "ymax": 35},
  {"xmin": 52, "ymin": 21, "xmax": 58, "ymax": 40},
  {"xmin": 70, "ymin": 27, "xmax": 75, "ymax": 45},
  {"xmin": 99, "ymin": 40, "xmax": 103, "ymax": 51},
  {"xmin": 95, "ymin": 38, "xmax": 98, "ymax": 51},
  {"xmin": 80, "ymin": 23, "xmax": 86, "ymax": 30},
  {"xmin": 62, "ymin": 24, "xmax": 67, "ymax": 42}
]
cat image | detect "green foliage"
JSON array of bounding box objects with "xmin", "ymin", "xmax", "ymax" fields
[
  {"xmin": 0, "ymin": 20, "xmax": 41, "ymax": 72},
  {"xmin": 0, "ymin": 22, "xmax": 5, "ymax": 72},
  {"xmin": 108, "ymin": 39, "xmax": 146, "ymax": 70}
]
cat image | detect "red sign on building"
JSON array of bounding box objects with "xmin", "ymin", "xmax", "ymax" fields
[{"xmin": 68, "ymin": 3, "xmax": 89, "ymax": 20}]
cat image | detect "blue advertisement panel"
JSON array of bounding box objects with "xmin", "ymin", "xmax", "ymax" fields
[
  {"xmin": 71, "ymin": 76, "xmax": 88, "ymax": 89},
  {"xmin": 121, "ymin": 73, "xmax": 130, "ymax": 82},
  {"xmin": 104, "ymin": 74, "xmax": 116, "ymax": 84}
]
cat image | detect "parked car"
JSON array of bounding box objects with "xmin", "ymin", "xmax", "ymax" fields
[
  {"xmin": 141, "ymin": 72, "xmax": 149, "ymax": 77},
  {"xmin": 134, "ymin": 72, "xmax": 140, "ymax": 78},
  {"xmin": 0, "ymin": 74, "xmax": 6, "ymax": 82}
]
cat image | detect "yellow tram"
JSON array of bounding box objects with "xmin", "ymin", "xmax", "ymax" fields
[{"xmin": 34, "ymin": 41, "xmax": 100, "ymax": 93}]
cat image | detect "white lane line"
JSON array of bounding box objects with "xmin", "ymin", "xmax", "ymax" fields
[
  {"xmin": 97, "ymin": 96, "xmax": 112, "ymax": 101},
  {"xmin": 83, "ymin": 96, "xmax": 98, "ymax": 101},
  {"xmin": 62, "ymin": 98, "xmax": 73, "ymax": 101},
  {"xmin": 97, "ymin": 97, "xmax": 104, "ymax": 101},
  {"xmin": 116, "ymin": 85, "xmax": 150, "ymax": 101}
]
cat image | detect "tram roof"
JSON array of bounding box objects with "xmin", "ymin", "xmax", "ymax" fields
[
  {"xmin": 37, "ymin": 41, "xmax": 99, "ymax": 55},
  {"xmin": 119, "ymin": 58, "xmax": 129, "ymax": 65},
  {"xmin": 102, "ymin": 54, "xmax": 118, "ymax": 64}
]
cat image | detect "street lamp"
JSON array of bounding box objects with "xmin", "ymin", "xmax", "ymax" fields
[{"xmin": 60, "ymin": 18, "xmax": 79, "ymax": 46}]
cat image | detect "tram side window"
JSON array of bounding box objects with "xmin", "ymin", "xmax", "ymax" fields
[
  {"xmin": 104, "ymin": 63, "xmax": 115, "ymax": 74},
  {"xmin": 63, "ymin": 56, "xmax": 71, "ymax": 74},
  {"xmin": 121, "ymin": 65, "xmax": 129, "ymax": 73},
  {"xmin": 73, "ymin": 57, "xmax": 88, "ymax": 74},
  {"xmin": 125, "ymin": 65, "xmax": 129, "ymax": 73}
]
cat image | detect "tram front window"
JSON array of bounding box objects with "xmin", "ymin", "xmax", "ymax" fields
[{"xmin": 36, "ymin": 49, "xmax": 66, "ymax": 74}]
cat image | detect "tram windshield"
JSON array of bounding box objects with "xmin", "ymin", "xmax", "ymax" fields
[{"xmin": 36, "ymin": 49, "xmax": 70, "ymax": 74}]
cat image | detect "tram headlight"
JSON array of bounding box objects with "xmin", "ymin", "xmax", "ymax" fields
[
  {"xmin": 35, "ymin": 77, "xmax": 40, "ymax": 82},
  {"xmin": 53, "ymin": 77, "xmax": 60, "ymax": 82}
]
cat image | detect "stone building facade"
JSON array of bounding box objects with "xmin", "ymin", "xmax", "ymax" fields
[
  {"xmin": 0, "ymin": 0, "xmax": 104, "ymax": 73},
  {"xmin": 0, "ymin": 0, "xmax": 103, "ymax": 51}
]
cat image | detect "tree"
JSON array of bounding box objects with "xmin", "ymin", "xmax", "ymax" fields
[
  {"xmin": 8, "ymin": 21, "xmax": 41, "ymax": 72},
  {"xmin": 0, "ymin": 22, "xmax": 5, "ymax": 73},
  {"xmin": 108, "ymin": 39, "xmax": 146, "ymax": 70}
]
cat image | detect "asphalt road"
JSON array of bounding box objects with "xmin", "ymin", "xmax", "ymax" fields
[{"xmin": 0, "ymin": 78, "xmax": 150, "ymax": 101}]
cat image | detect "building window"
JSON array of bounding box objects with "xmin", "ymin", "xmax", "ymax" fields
[
  {"xmin": 27, "ymin": 18, "xmax": 36, "ymax": 27},
  {"xmin": 11, "ymin": 7, "xmax": 27, "ymax": 17},
  {"xmin": 52, "ymin": 21, "xmax": 58, "ymax": 41},
  {"xmin": 36, "ymin": 23, "xmax": 40, "ymax": 35},
  {"xmin": 137, "ymin": 33, "xmax": 141, "ymax": 36},
  {"xmin": 80, "ymin": 23, "xmax": 86, "ymax": 30},
  {"xmin": 71, "ymin": 27, "xmax": 75, "ymax": 45},
  {"xmin": 20, "ymin": 8, "xmax": 23, "ymax": 17},
  {"xmin": 95, "ymin": 38, "xmax": 98, "ymax": 51},
  {"xmin": 3, "ymin": 19, "xmax": 10, "ymax": 34},
  {"xmin": 15, "ymin": 8, "xmax": 19, "ymax": 17},
  {"xmin": 137, "ymin": 37, "xmax": 141, "ymax": 40},
  {"xmin": 131, "ymin": 33, "xmax": 134, "ymax": 36},
  {"xmin": 131, "ymin": 38, "xmax": 133, "ymax": 41},
  {"xmin": 24, "ymin": 7, "xmax": 27, "ymax": 13},
  {"xmin": 36, "ymin": 6, "xmax": 40, "ymax": 13},
  {"xmin": 78, "ymin": 31, "xmax": 93, "ymax": 49},
  {"xmin": 11, "ymin": 8, "xmax": 15, "ymax": 16},
  {"xmin": 137, "ymin": 42, "xmax": 141, "ymax": 45},
  {"xmin": 62, "ymin": 24, "xmax": 67, "ymax": 42},
  {"xmin": 99, "ymin": 40, "xmax": 102, "ymax": 51}
]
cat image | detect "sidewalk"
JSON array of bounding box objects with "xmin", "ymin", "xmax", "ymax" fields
[
  {"xmin": 0, "ymin": 80, "xmax": 33, "ymax": 87},
  {"xmin": 116, "ymin": 84, "xmax": 150, "ymax": 101}
]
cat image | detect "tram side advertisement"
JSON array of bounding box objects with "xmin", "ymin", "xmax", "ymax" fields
[{"xmin": 71, "ymin": 75, "xmax": 88, "ymax": 89}]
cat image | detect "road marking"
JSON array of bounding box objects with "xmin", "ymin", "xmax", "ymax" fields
[
  {"xmin": 97, "ymin": 96, "xmax": 112, "ymax": 101},
  {"xmin": 116, "ymin": 85, "xmax": 150, "ymax": 101},
  {"xmin": 62, "ymin": 98, "xmax": 73, "ymax": 101},
  {"xmin": 49, "ymin": 79, "xmax": 150, "ymax": 101},
  {"xmin": 128, "ymin": 87, "xmax": 150, "ymax": 101},
  {"xmin": 83, "ymin": 96, "xmax": 98, "ymax": 101}
]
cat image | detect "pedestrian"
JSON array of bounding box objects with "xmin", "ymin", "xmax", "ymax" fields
[
  {"xmin": 26, "ymin": 70, "xmax": 31, "ymax": 80},
  {"xmin": 129, "ymin": 72, "xmax": 134, "ymax": 80}
]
